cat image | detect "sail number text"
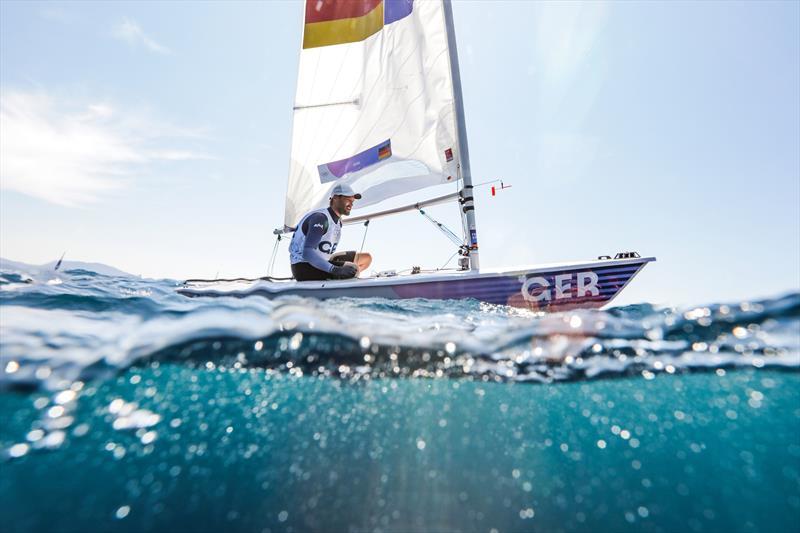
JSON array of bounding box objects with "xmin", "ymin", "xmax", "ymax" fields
[{"xmin": 521, "ymin": 271, "xmax": 600, "ymax": 302}]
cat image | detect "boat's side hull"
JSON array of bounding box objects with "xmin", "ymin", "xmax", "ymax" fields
[
  {"xmin": 391, "ymin": 261, "xmax": 649, "ymax": 311},
  {"xmin": 180, "ymin": 257, "xmax": 654, "ymax": 312}
]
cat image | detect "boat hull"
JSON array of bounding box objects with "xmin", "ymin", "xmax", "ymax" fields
[{"xmin": 180, "ymin": 257, "xmax": 654, "ymax": 312}]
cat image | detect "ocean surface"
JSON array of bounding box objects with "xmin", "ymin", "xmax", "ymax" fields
[{"xmin": 1, "ymin": 264, "xmax": 798, "ymax": 532}]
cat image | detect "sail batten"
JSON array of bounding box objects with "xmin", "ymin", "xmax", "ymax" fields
[
  {"xmin": 293, "ymin": 99, "xmax": 360, "ymax": 111},
  {"xmin": 284, "ymin": 0, "xmax": 460, "ymax": 228}
]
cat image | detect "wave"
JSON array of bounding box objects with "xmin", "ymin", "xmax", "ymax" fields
[{"xmin": 0, "ymin": 265, "xmax": 798, "ymax": 390}]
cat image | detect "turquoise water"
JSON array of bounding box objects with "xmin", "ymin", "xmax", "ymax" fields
[{"xmin": 1, "ymin": 264, "xmax": 799, "ymax": 532}]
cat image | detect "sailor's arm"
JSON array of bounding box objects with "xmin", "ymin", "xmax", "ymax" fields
[{"xmin": 301, "ymin": 213, "xmax": 335, "ymax": 273}]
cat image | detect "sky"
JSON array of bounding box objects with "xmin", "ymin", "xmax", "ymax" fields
[{"xmin": 1, "ymin": 0, "xmax": 798, "ymax": 306}]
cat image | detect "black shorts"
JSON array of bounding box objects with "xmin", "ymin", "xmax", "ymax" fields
[{"xmin": 291, "ymin": 251, "xmax": 357, "ymax": 281}]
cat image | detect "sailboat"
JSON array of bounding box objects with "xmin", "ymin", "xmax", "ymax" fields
[{"xmin": 180, "ymin": 0, "xmax": 654, "ymax": 312}]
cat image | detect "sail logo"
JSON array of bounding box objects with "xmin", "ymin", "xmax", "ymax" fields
[
  {"xmin": 318, "ymin": 139, "xmax": 392, "ymax": 183},
  {"xmin": 319, "ymin": 241, "xmax": 338, "ymax": 254},
  {"xmin": 521, "ymin": 271, "xmax": 600, "ymax": 302}
]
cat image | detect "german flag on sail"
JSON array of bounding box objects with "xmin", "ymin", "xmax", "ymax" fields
[
  {"xmin": 378, "ymin": 141, "xmax": 391, "ymax": 159},
  {"xmin": 303, "ymin": 0, "xmax": 414, "ymax": 49},
  {"xmin": 303, "ymin": 0, "xmax": 384, "ymax": 49}
]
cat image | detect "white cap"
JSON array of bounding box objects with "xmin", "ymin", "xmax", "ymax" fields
[{"xmin": 330, "ymin": 183, "xmax": 362, "ymax": 199}]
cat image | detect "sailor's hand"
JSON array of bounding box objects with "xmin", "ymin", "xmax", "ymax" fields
[{"xmin": 330, "ymin": 262, "xmax": 358, "ymax": 279}]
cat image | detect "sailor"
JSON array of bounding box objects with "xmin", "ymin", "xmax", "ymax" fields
[{"xmin": 289, "ymin": 183, "xmax": 373, "ymax": 281}]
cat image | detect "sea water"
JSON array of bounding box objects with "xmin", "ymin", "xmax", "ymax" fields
[{"xmin": 1, "ymin": 265, "xmax": 798, "ymax": 532}]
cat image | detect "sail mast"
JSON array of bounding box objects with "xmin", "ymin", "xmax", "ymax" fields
[{"xmin": 442, "ymin": 0, "xmax": 479, "ymax": 271}]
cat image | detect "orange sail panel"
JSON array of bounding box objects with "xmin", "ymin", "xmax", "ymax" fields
[{"xmin": 303, "ymin": 0, "xmax": 384, "ymax": 49}]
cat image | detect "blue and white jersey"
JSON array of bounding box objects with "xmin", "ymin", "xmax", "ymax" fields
[{"xmin": 289, "ymin": 208, "xmax": 342, "ymax": 272}]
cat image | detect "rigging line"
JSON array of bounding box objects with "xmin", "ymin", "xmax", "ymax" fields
[
  {"xmin": 267, "ymin": 233, "xmax": 282, "ymax": 277},
  {"xmin": 471, "ymin": 178, "xmax": 502, "ymax": 188},
  {"xmin": 358, "ymin": 220, "xmax": 370, "ymax": 254},
  {"xmin": 419, "ymin": 208, "xmax": 462, "ymax": 246},
  {"xmin": 438, "ymin": 249, "xmax": 460, "ymax": 270}
]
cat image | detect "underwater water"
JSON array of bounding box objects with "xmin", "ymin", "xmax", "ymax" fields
[{"xmin": 1, "ymin": 264, "xmax": 799, "ymax": 532}]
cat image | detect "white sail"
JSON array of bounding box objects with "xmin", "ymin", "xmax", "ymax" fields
[{"xmin": 284, "ymin": 0, "xmax": 460, "ymax": 228}]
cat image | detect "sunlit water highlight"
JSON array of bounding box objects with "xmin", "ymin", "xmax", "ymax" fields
[{"xmin": 1, "ymin": 265, "xmax": 798, "ymax": 532}]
